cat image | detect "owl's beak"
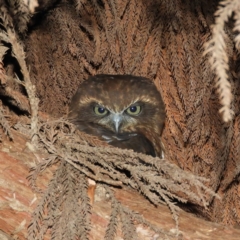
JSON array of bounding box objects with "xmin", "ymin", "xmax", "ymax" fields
[{"xmin": 112, "ymin": 113, "xmax": 122, "ymax": 133}]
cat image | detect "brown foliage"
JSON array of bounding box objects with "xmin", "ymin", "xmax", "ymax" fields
[
  {"xmin": 25, "ymin": 118, "xmax": 218, "ymax": 239},
  {"xmin": 1, "ymin": 0, "xmax": 240, "ymax": 238}
]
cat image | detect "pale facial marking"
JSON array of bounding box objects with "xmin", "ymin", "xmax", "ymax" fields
[{"xmin": 98, "ymin": 109, "xmax": 137, "ymax": 133}]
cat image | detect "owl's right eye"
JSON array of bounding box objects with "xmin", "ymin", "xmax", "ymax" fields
[{"xmin": 93, "ymin": 106, "xmax": 109, "ymax": 116}]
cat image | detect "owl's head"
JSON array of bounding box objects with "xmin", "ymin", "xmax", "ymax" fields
[{"xmin": 68, "ymin": 75, "xmax": 165, "ymax": 136}]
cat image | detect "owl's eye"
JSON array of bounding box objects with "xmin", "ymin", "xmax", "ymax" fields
[
  {"xmin": 126, "ymin": 105, "xmax": 141, "ymax": 115},
  {"xmin": 94, "ymin": 106, "xmax": 109, "ymax": 116}
]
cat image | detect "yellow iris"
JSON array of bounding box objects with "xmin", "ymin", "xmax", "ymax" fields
[
  {"xmin": 94, "ymin": 106, "xmax": 109, "ymax": 116},
  {"xmin": 126, "ymin": 105, "xmax": 141, "ymax": 115}
]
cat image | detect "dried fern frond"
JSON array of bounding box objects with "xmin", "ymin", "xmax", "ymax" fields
[
  {"xmin": 0, "ymin": 61, "xmax": 6, "ymax": 87},
  {"xmin": 0, "ymin": 9, "xmax": 30, "ymax": 112},
  {"xmin": 22, "ymin": 0, "xmax": 39, "ymax": 13},
  {"xmin": 0, "ymin": 102, "xmax": 13, "ymax": 140},
  {"xmin": 28, "ymin": 155, "xmax": 57, "ymax": 193},
  {"xmin": 6, "ymin": 0, "xmax": 32, "ymax": 36},
  {"xmin": 204, "ymin": 0, "xmax": 240, "ymax": 122},
  {"xmin": 104, "ymin": 185, "xmax": 173, "ymax": 239},
  {"xmin": 39, "ymin": 119, "xmax": 219, "ymax": 205},
  {"xmin": 27, "ymin": 118, "xmax": 219, "ymax": 238},
  {"xmin": 104, "ymin": 187, "xmax": 120, "ymax": 240},
  {"xmin": 0, "ymin": 4, "xmax": 39, "ymax": 145},
  {"xmin": 28, "ymin": 161, "xmax": 91, "ymax": 240}
]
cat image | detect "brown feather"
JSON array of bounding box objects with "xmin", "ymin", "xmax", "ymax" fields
[{"xmin": 68, "ymin": 74, "xmax": 165, "ymax": 157}]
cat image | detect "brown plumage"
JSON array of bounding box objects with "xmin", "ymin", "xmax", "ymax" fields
[{"xmin": 68, "ymin": 74, "xmax": 165, "ymax": 157}]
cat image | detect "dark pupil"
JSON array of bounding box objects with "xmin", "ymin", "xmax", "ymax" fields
[
  {"xmin": 98, "ymin": 107, "xmax": 105, "ymax": 113},
  {"xmin": 130, "ymin": 106, "xmax": 137, "ymax": 112}
]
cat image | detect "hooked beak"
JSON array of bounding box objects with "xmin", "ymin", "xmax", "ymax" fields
[{"xmin": 112, "ymin": 113, "xmax": 122, "ymax": 133}]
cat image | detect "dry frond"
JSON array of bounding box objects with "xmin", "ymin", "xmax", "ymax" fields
[
  {"xmin": 7, "ymin": 31, "xmax": 39, "ymax": 146},
  {"xmin": 0, "ymin": 4, "xmax": 39, "ymax": 146},
  {"xmin": 0, "ymin": 61, "xmax": 6, "ymax": 85},
  {"xmin": 28, "ymin": 155, "xmax": 58, "ymax": 193},
  {"xmin": 6, "ymin": 0, "xmax": 31, "ymax": 36},
  {"xmin": 204, "ymin": 0, "xmax": 240, "ymax": 122},
  {"xmin": 3, "ymin": 83, "xmax": 30, "ymax": 112},
  {"xmin": 104, "ymin": 187, "xmax": 119, "ymax": 240},
  {"xmin": 0, "ymin": 102, "xmax": 13, "ymax": 140},
  {"xmin": 105, "ymin": 185, "xmax": 173, "ymax": 239},
  {"xmin": 120, "ymin": 209, "xmax": 137, "ymax": 240},
  {"xmin": 120, "ymin": 200, "xmax": 173, "ymax": 239},
  {"xmin": 221, "ymin": 115, "xmax": 240, "ymax": 190},
  {"xmin": 0, "ymin": 15, "xmax": 29, "ymax": 112},
  {"xmin": 27, "ymin": 118, "xmax": 219, "ymax": 238},
  {"xmin": 0, "ymin": 24, "xmax": 14, "ymax": 139},
  {"xmin": 22, "ymin": 0, "xmax": 39, "ymax": 13},
  {"xmin": 233, "ymin": 3, "xmax": 240, "ymax": 51},
  {"xmin": 28, "ymin": 161, "xmax": 91, "ymax": 240}
]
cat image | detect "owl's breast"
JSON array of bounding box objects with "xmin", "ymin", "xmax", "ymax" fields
[
  {"xmin": 71, "ymin": 121, "xmax": 156, "ymax": 156},
  {"xmin": 102, "ymin": 132, "xmax": 156, "ymax": 157}
]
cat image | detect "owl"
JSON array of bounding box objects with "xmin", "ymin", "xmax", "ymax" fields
[{"xmin": 68, "ymin": 74, "xmax": 165, "ymax": 157}]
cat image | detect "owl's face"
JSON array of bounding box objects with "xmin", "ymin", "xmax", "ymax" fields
[
  {"xmin": 68, "ymin": 74, "xmax": 165, "ymax": 156},
  {"xmin": 87, "ymin": 99, "xmax": 152, "ymax": 135},
  {"xmin": 69, "ymin": 74, "xmax": 165, "ymax": 135}
]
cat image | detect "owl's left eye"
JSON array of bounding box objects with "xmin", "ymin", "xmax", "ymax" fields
[
  {"xmin": 94, "ymin": 106, "xmax": 109, "ymax": 116},
  {"xmin": 126, "ymin": 105, "xmax": 141, "ymax": 115}
]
